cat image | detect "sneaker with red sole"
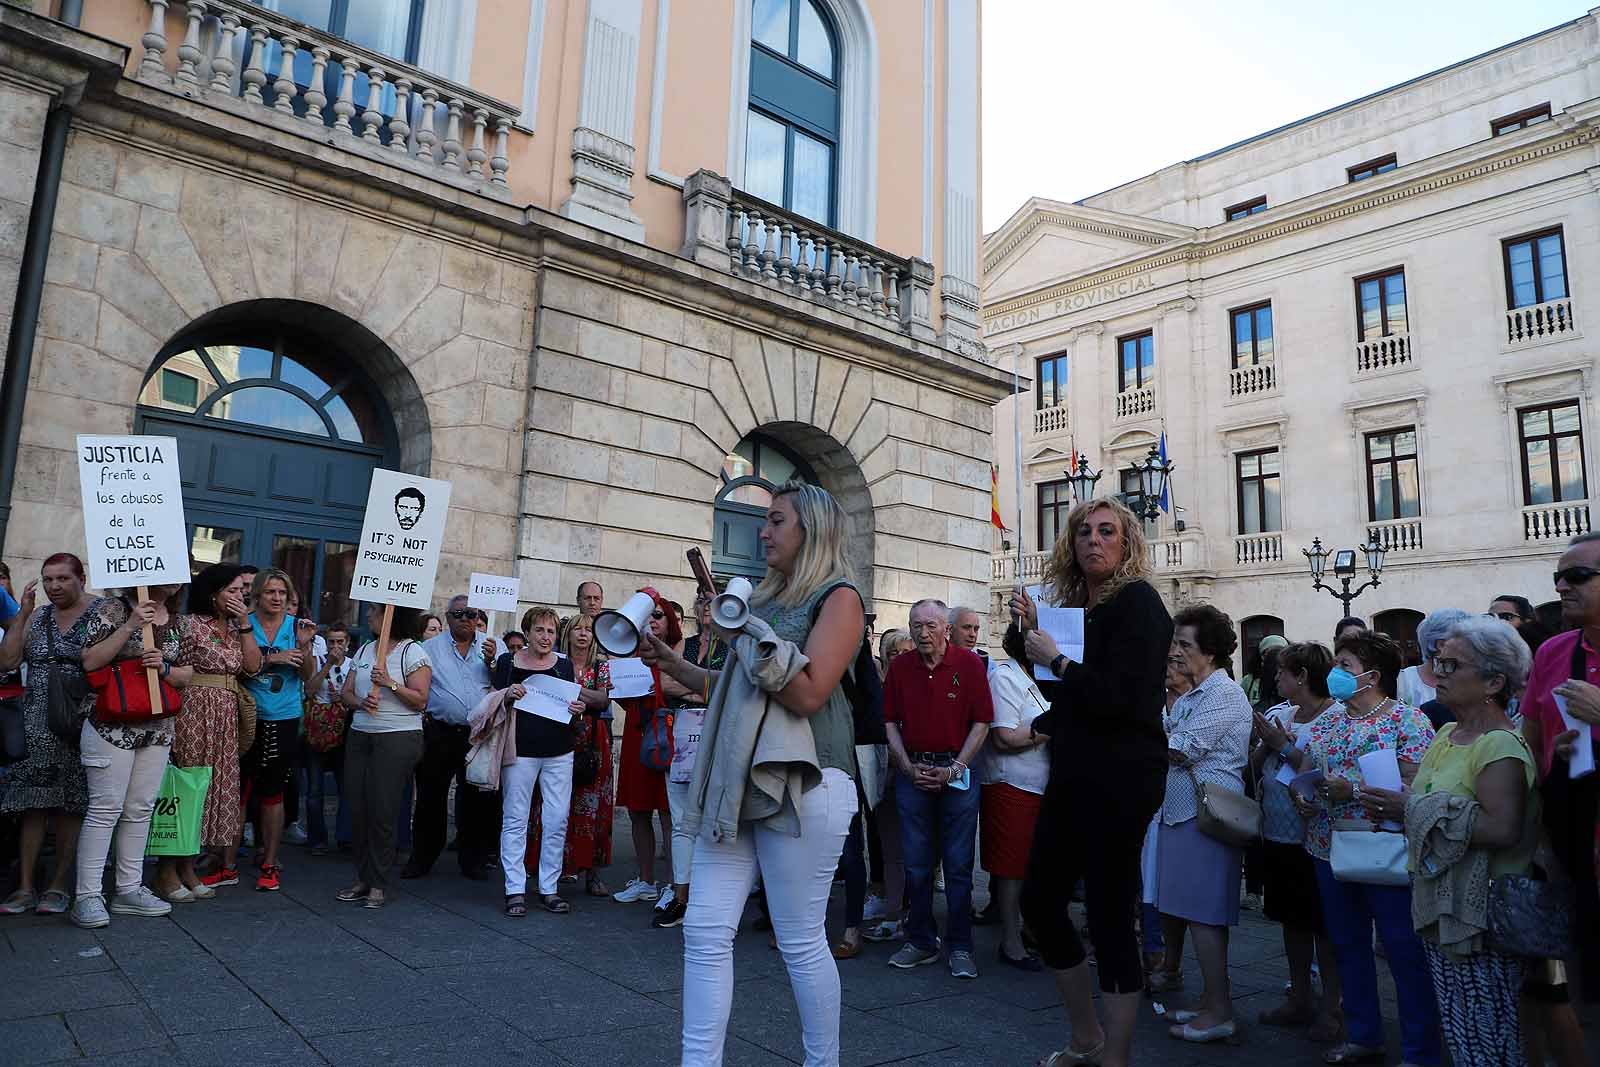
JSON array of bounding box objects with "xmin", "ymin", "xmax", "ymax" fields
[
  {"xmin": 200, "ymin": 867, "xmax": 239, "ymax": 888},
  {"xmin": 256, "ymin": 864, "xmax": 282, "ymax": 892}
]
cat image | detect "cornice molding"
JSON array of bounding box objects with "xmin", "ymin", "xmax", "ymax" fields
[{"xmin": 983, "ymin": 210, "xmax": 1181, "ymax": 276}]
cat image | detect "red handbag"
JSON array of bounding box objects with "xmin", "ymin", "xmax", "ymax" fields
[{"xmin": 85, "ymin": 659, "xmax": 181, "ymax": 723}]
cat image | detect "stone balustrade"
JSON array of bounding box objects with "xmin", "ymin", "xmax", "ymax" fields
[
  {"xmin": 1355, "ymin": 332, "xmax": 1412, "ymax": 374},
  {"xmin": 991, "ymin": 551, "xmax": 1048, "ymax": 586},
  {"xmin": 1505, "ymin": 298, "xmax": 1577, "ymax": 346},
  {"xmin": 1367, "ymin": 517, "xmax": 1423, "ymax": 553},
  {"xmin": 1235, "ymin": 532, "xmax": 1283, "ymax": 566},
  {"xmin": 680, "ymin": 171, "xmax": 936, "ymax": 342},
  {"xmin": 136, "ymin": 0, "xmax": 519, "ymax": 186},
  {"xmin": 1115, "ymin": 383, "xmax": 1156, "ymax": 420},
  {"xmin": 1229, "ymin": 361, "xmax": 1275, "ymax": 398},
  {"xmin": 1523, "ymin": 499, "xmax": 1590, "ymax": 542},
  {"xmin": 1033, "ymin": 404, "xmax": 1069, "ymax": 436},
  {"xmin": 1149, "ymin": 538, "xmax": 1187, "ymax": 569}
]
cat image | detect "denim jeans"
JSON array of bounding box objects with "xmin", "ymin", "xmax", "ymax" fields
[
  {"xmin": 304, "ymin": 747, "xmax": 341, "ymax": 848},
  {"xmin": 895, "ymin": 772, "xmax": 980, "ymax": 953}
]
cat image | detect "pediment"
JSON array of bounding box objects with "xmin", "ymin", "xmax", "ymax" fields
[
  {"xmin": 1025, "ymin": 444, "xmax": 1074, "ymax": 468},
  {"xmin": 983, "ymin": 198, "xmax": 1195, "ymax": 303}
]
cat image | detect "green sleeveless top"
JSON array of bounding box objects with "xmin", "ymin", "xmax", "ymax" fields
[{"xmin": 753, "ymin": 580, "xmax": 859, "ymax": 779}]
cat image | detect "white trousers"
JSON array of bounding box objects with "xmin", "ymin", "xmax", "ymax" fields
[
  {"xmin": 681, "ymin": 767, "xmax": 857, "ymax": 1067},
  {"xmin": 77, "ymin": 721, "xmax": 170, "ymax": 898},
  {"xmin": 666, "ymin": 777, "xmax": 693, "ymax": 887},
  {"xmin": 499, "ymin": 752, "xmax": 573, "ymax": 896}
]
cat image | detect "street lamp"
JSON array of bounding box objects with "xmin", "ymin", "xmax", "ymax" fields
[
  {"xmin": 1067, "ymin": 455, "xmax": 1102, "ymax": 503},
  {"xmin": 1133, "ymin": 444, "xmax": 1174, "ymax": 522},
  {"xmin": 1303, "ymin": 535, "xmax": 1386, "ymax": 613}
]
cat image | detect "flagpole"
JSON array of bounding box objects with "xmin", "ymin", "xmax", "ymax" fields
[{"xmin": 1012, "ymin": 345, "xmax": 1024, "ymax": 581}]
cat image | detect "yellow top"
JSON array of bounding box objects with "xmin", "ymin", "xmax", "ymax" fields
[{"xmin": 1412, "ymin": 723, "xmax": 1539, "ymax": 878}]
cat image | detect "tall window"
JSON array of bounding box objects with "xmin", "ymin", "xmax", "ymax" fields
[
  {"xmin": 1366, "ymin": 428, "xmax": 1421, "ymax": 521},
  {"xmin": 1347, "ymin": 154, "xmax": 1397, "ymax": 182},
  {"xmin": 1230, "ymin": 303, "xmax": 1274, "ymax": 368},
  {"xmin": 1118, "ymin": 331, "xmax": 1154, "ymax": 392},
  {"xmin": 1036, "ymin": 354, "xmax": 1068, "ymax": 410},
  {"xmin": 1037, "ymin": 479, "xmax": 1072, "ymax": 550},
  {"xmin": 1118, "ymin": 467, "xmax": 1158, "ymax": 538},
  {"xmin": 1492, "ymin": 103, "xmax": 1551, "ymax": 136},
  {"xmin": 1236, "ymin": 449, "xmax": 1282, "ymax": 534},
  {"xmin": 271, "ymin": 0, "xmax": 425, "ymax": 63},
  {"xmin": 1503, "ymin": 229, "xmax": 1568, "ymax": 310},
  {"xmin": 1519, "ymin": 402, "xmax": 1587, "ymax": 505},
  {"xmin": 1224, "ymin": 196, "xmax": 1267, "ymax": 221},
  {"xmin": 1355, "ymin": 268, "xmax": 1408, "ymax": 340},
  {"xmin": 746, "ymin": 0, "xmax": 839, "ymax": 226}
]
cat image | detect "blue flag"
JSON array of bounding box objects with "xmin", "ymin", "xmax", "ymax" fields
[{"xmin": 1158, "ymin": 431, "xmax": 1170, "ymax": 513}]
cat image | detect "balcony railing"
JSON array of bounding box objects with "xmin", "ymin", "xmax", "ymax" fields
[
  {"xmin": 1235, "ymin": 532, "xmax": 1283, "ymax": 566},
  {"xmin": 1033, "ymin": 404, "xmax": 1069, "ymax": 436},
  {"xmin": 1355, "ymin": 333, "xmax": 1412, "ymax": 375},
  {"xmin": 991, "ymin": 552, "xmax": 1048, "ymax": 586},
  {"xmin": 1506, "ymin": 298, "xmax": 1577, "ymax": 346},
  {"xmin": 1229, "ymin": 362, "xmax": 1275, "ymax": 399},
  {"xmin": 1115, "ymin": 384, "xmax": 1156, "ymax": 420},
  {"xmin": 1149, "ymin": 537, "xmax": 1202, "ymax": 570},
  {"xmin": 1523, "ymin": 500, "xmax": 1591, "ymax": 543},
  {"xmin": 1367, "ymin": 517, "xmax": 1423, "ymax": 554},
  {"xmin": 136, "ymin": 0, "xmax": 519, "ymax": 186}
]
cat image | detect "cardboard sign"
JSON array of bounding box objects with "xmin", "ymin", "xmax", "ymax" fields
[
  {"xmin": 77, "ymin": 435, "xmax": 190, "ymax": 588},
  {"xmin": 349, "ymin": 469, "xmax": 451, "ymax": 610},
  {"xmin": 468, "ymin": 572, "xmax": 520, "ymax": 614}
]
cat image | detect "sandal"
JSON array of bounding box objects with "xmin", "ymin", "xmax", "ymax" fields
[
  {"xmin": 35, "ymin": 889, "xmax": 70, "ymax": 915},
  {"xmin": 1039, "ymin": 1040, "xmax": 1104, "ymax": 1065},
  {"xmin": 585, "ymin": 878, "xmax": 611, "ymax": 898},
  {"xmin": 1323, "ymin": 1043, "xmax": 1385, "ymax": 1064},
  {"xmin": 0, "ymin": 889, "xmax": 38, "ymax": 915},
  {"xmin": 541, "ymin": 894, "xmax": 570, "ymax": 914},
  {"xmin": 505, "ymin": 893, "xmax": 527, "ymax": 917},
  {"xmin": 831, "ymin": 935, "xmax": 862, "ymax": 960},
  {"xmin": 335, "ymin": 883, "xmax": 370, "ymax": 903},
  {"xmin": 362, "ymin": 889, "xmax": 387, "ymax": 909}
]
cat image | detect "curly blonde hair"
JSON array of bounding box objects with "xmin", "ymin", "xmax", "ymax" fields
[{"xmin": 1039, "ymin": 495, "xmax": 1153, "ymax": 609}]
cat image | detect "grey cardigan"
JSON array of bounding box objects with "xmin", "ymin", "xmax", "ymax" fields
[{"xmin": 680, "ymin": 614, "xmax": 819, "ymax": 843}]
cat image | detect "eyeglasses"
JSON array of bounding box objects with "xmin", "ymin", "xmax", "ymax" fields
[
  {"xmin": 1430, "ymin": 656, "xmax": 1468, "ymax": 678},
  {"xmin": 1555, "ymin": 566, "xmax": 1600, "ymax": 587},
  {"xmin": 446, "ymin": 609, "xmax": 473, "ymax": 620},
  {"xmin": 650, "ymin": 611, "xmax": 666, "ymax": 620}
]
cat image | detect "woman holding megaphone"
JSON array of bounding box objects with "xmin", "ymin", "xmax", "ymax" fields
[{"xmin": 644, "ymin": 480, "xmax": 863, "ymax": 1067}]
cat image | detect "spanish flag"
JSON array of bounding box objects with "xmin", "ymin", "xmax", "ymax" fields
[{"xmin": 991, "ymin": 464, "xmax": 1007, "ymax": 530}]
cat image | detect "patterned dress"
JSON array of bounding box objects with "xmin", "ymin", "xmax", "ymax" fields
[
  {"xmin": 0, "ymin": 603, "xmax": 93, "ymax": 815},
  {"xmin": 529, "ymin": 658, "xmax": 614, "ymax": 874},
  {"xmin": 172, "ymin": 615, "xmax": 243, "ymax": 849}
]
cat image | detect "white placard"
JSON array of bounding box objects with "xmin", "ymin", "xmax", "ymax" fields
[
  {"xmin": 1552, "ymin": 693, "xmax": 1596, "ymax": 778},
  {"xmin": 76, "ymin": 435, "xmax": 190, "ymax": 588},
  {"xmin": 468, "ymin": 572, "xmax": 520, "ymax": 614},
  {"xmin": 1357, "ymin": 748, "xmax": 1404, "ymax": 830},
  {"xmin": 514, "ymin": 674, "xmax": 582, "ymax": 723},
  {"xmin": 607, "ymin": 657, "xmax": 655, "ymax": 699},
  {"xmin": 1032, "ymin": 607, "xmax": 1086, "ymax": 682},
  {"xmin": 349, "ymin": 469, "xmax": 452, "ymax": 609}
]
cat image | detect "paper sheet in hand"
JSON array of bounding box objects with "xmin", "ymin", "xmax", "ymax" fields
[
  {"xmin": 1032, "ymin": 607, "xmax": 1085, "ymax": 682},
  {"xmin": 514, "ymin": 675, "xmax": 581, "ymax": 724},
  {"xmin": 1552, "ymin": 693, "xmax": 1596, "ymax": 778},
  {"xmin": 1357, "ymin": 748, "xmax": 1404, "ymax": 829},
  {"xmin": 607, "ymin": 657, "xmax": 655, "ymax": 699},
  {"xmin": 1290, "ymin": 769, "xmax": 1325, "ymax": 802}
]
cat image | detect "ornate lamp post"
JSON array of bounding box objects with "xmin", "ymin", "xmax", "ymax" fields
[
  {"xmin": 1134, "ymin": 443, "xmax": 1174, "ymax": 523},
  {"xmin": 1303, "ymin": 535, "xmax": 1387, "ymax": 614},
  {"xmin": 1067, "ymin": 455, "xmax": 1102, "ymax": 503}
]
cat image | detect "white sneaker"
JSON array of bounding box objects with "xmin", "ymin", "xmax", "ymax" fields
[
  {"xmin": 71, "ymin": 894, "xmax": 110, "ymax": 928},
  {"xmin": 863, "ymin": 894, "xmax": 888, "ymax": 921},
  {"xmin": 108, "ymin": 887, "xmax": 172, "ymax": 917},
  {"xmin": 612, "ymin": 877, "xmax": 661, "ymax": 903},
  {"xmin": 282, "ymin": 822, "xmax": 308, "ymax": 845},
  {"xmin": 654, "ymin": 888, "xmax": 674, "ymax": 911}
]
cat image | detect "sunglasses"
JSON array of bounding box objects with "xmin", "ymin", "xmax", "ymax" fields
[
  {"xmin": 1554, "ymin": 566, "xmax": 1600, "ymax": 586},
  {"xmin": 446, "ymin": 609, "xmax": 474, "ymax": 620},
  {"xmin": 650, "ymin": 611, "xmax": 666, "ymax": 620}
]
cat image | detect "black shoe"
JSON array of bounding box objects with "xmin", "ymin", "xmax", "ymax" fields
[
  {"xmin": 400, "ymin": 864, "xmax": 428, "ymax": 880},
  {"xmin": 459, "ymin": 864, "xmax": 489, "ymax": 882},
  {"xmin": 652, "ymin": 897, "xmax": 687, "ymax": 929},
  {"xmin": 998, "ymin": 946, "xmax": 1043, "ymax": 972},
  {"xmin": 971, "ymin": 904, "xmax": 995, "ymax": 926}
]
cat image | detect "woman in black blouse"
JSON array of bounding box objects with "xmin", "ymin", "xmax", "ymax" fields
[{"xmin": 1005, "ymin": 497, "xmax": 1172, "ymax": 1067}]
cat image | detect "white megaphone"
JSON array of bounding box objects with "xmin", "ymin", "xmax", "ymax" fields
[
  {"xmin": 711, "ymin": 577, "xmax": 754, "ymax": 631},
  {"xmin": 594, "ymin": 591, "xmax": 656, "ymax": 656}
]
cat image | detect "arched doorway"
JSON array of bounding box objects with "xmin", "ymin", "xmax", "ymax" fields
[
  {"xmin": 1239, "ymin": 613, "xmax": 1285, "ymax": 680},
  {"xmin": 135, "ymin": 321, "xmax": 400, "ymax": 631},
  {"xmin": 1373, "ymin": 608, "xmax": 1425, "ymax": 666},
  {"xmin": 713, "ymin": 433, "xmax": 819, "ymax": 579}
]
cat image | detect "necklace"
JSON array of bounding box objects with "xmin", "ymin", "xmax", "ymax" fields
[{"xmin": 1344, "ymin": 696, "xmax": 1392, "ymax": 721}]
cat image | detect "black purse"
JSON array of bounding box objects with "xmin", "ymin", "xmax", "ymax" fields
[
  {"xmin": 45, "ymin": 606, "xmax": 89, "ymax": 744},
  {"xmin": 1487, "ymin": 859, "xmax": 1574, "ymax": 959}
]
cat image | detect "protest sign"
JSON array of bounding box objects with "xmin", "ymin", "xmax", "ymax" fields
[
  {"xmin": 77, "ymin": 435, "xmax": 190, "ymax": 589},
  {"xmin": 468, "ymin": 572, "xmax": 519, "ymax": 636},
  {"xmin": 350, "ymin": 469, "xmax": 451, "ymax": 611},
  {"xmin": 608, "ymin": 657, "xmax": 655, "ymax": 699},
  {"xmin": 514, "ymin": 674, "xmax": 582, "ymax": 724}
]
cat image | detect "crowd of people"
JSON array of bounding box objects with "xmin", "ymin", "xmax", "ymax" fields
[{"xmin": 0, "ymin": 487, "xmax": 1597, "ymax": 1067}]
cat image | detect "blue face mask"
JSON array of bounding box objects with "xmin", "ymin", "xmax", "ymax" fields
[{"xmin": 1326, "ymin": 667, "xmax": 1370, "ymax": 702}]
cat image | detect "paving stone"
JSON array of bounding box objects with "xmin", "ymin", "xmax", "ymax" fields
[
  {"xmin": 239, "ymin": 958, "xmax": 473, "ymax": 1038},
  {"xmin": 0, "ymin": 1014, "xmax": 79, "ymax": 1063},
  {"xmin": 541, "ymin": 1020, "xmax": 790, "ymax": 1066},
  {"xmin": 312, "ymin": 1013, "xmax": 562, "ymax": 1066},
  {"xmin": 64, "ymin": 1002, "xmax": 168, "ymax": 1056},
  {"xmin": 174, "ymin": 1020, "xmax": 325, "ymax": 1065},
  {"xmin": 419, "ymin": 956, "xmax": 679, "ymax": 1041},
  {"xmin": 2, "ymin": 923, "xmax": 119, "ymax": 979},
  {"xmin": 118, "ymin": 955, "xmax": 277, "ymax": 1036},
  {"xmin": 0, "ymin": 971, "xmax": 140, "ymax": 1021}
]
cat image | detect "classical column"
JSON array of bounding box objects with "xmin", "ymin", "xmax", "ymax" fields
[
  {"xmin": 175, "ymin": 2, "xmax": 205, "ymax": 88},
  {"xmin": 303, "ymin": 47, "xmax": 330, "ymax": 124},
  {"xmin": 240, "ymin": 24, "xmax": 271, "ymax": 106},
  {"xmin": 559, "ymin": 0, "xmax": 645, "ymax": 240},
  {"xmin": 272, "ymin": 36, "xmax": 300, "ymax": 114},
  {"xmin": 360, "ymin": 67, "xmax": 387, "ymax": 144},
  {"xmin": 139, "ymin": 0, "xmax": 169, "ymax": 80},
  {"xmin": 331, "ymin": 58, "xmax": 359, "ymax": 134},
  {"xmin": 208, "ymin": 15, "xmax": 240, "ymax": 94}
]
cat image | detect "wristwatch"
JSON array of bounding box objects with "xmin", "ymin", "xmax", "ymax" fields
[
  {"xmin": 389, "ymin": 681, "xmax": 400, "ymax": 693},
  {"xmin": 1050, "ymin": 653, "xmax": 1068, "ymax": 677}
]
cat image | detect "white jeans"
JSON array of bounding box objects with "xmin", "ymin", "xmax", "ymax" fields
[
  {"xmin": 499, "ymin": 752, "xmax": 573, "ymax": 896},
  {"xmin": 681, "ymin": 767, "xmax": 857, "ymax": 1067},
  {"xmin": 77, "ymin": 721, "xmax": 171, "ymax": 898},
  {"xmin": 666, "ymin": 777, "xmax": 693, "ymax": 887}
]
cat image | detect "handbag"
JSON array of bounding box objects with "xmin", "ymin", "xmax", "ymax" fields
[
  {"xmin": 85, "ymin": 658, "xmax": 181, "ymax": 723},
  {"xmin": 1187, "ymin": 767, "xmax": 1262, "ymax": 847},
  {"xmin": 1487, "ymin": 842, "xmax": 1575, "ymax": 959},
  {"xmin": 572, "ymin": 718, "xmax": 602, "ymax": 787},
  {"xmin": 145, "ymin": 764, "xmax": 212, "ymax": 856},
  {"xmin": 640, "ymin": 705, "xmax": 675, "ymax": 772},
  {"xmin": 44, "ymin": 607, "xmax": 89, "ymax": 743},
  {"xmin": 1330, "ymin": 818, "xmax": 1410, "ymax": 886}
]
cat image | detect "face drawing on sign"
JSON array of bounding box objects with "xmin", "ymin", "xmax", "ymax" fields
[{"xmin": 394, "ymin": 488, "xmax": 426, "ymax": 530}]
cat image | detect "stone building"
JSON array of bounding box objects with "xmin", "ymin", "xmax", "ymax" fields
[
  {"xmin": 0, "ymin": 0, "xmax": 1003, "ymax": 634},
  {"xmin": 984, "ymin": 12, "xmax": 1600, "ymax": 661}
]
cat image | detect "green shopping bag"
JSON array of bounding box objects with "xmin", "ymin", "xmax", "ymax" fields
[{"xmin": 145, "ymin": 764, "xmax": 212, "ymax": 857}]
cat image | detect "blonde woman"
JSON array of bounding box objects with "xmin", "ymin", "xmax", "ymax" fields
[
  {"xmin": 1007, "ymin": 497, "xmax": 1174, "ymax": 1067},
  {"xmin": 646, "ymin": 480, "xmax": 863, "ymax": 1065}
]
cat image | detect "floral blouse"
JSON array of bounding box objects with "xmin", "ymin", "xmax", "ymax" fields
[
  {"xmin": 84, "ymin": 597, "xmax": 182, "ymax": 750},
  {"xmin": 1300, "ymin": 698, "xmax": 1434, "ymax": 859}
]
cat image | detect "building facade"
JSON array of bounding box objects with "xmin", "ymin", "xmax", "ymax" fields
[
  {"xmin": 0, "ymin": 0, "xmax": 1003, "ymax": 634},
  {"xmin": 984, "ymin": 13, "xmax": 1600, "ymax": 661}
]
